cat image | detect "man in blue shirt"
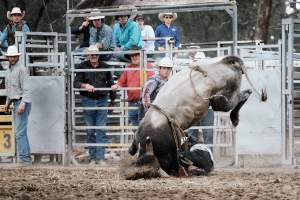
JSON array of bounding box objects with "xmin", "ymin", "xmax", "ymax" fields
[
  {"xmin": 155, "ymin": 13, "xmax": 180, "ymax": 50},
  {"xmin": 0, "ymin": 7, "xmax": 30, "ymax": 47}
]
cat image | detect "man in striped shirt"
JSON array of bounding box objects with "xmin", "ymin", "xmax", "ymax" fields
[{"xmin": 142, "ymin": 57, "xmax": 173, "ymax": 113}]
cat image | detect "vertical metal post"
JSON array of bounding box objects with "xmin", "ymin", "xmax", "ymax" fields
[
  {"xmin": 287, "ymin": 18, "xmax": 295, "ymax": 165},
  {"xmin": 66, "ymin": 14, "xmax": 73, "ymax": 165},
  {"xmin": 232, "ymin": 4, "xmax": 238, "ymax": 55}
]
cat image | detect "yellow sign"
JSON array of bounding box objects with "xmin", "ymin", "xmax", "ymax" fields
[{"xmin": 0, "ymin": 115, "xmax": 15, "ymax": 155}]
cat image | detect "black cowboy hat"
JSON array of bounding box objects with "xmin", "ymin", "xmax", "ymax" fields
[{"xmin": 124, "ymin": 45, "xmax": 141, "ymax": 60}]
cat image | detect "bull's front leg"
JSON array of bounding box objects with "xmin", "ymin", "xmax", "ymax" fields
[{"xmin": 230, "ymin": 89, "xmax": 252, "ymax": 126}]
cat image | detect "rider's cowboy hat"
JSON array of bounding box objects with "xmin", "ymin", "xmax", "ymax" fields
[
  {"xmin": 157, "ymin": 57, "xmax": 173, "ymax": 68},
  {"xmin": 7, "ymin": 7, "xmax": 25, "ymax": 21},
  {"xmin": 158, "ymin": 13, "xmax": 177, "ymax": 22},
  {"xmin": 5, "ymin": 45, "xmax": 21, "ymax": 57}
]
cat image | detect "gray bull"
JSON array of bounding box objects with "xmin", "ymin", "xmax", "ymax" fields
[{"xmin": 125, "ymin": 56, "xmax": 266, "ymax": 179}]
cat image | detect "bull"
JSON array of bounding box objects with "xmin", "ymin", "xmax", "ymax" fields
[{"xmin": 123, "ymin": 56, "xmax": 266, "ymax": 179}]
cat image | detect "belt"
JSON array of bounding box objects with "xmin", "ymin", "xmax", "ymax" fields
[{"xmin": 11, "ymin": 97, "xmax": 22, "ymax": 102}]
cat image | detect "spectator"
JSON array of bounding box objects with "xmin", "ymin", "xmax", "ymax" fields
[
  {"xmin": 111, "ymin": 46, "xmax": 154, "ymax": 126},
  {"xmin": 74, "ymin": 45, "xmax": 116, "ymax": 166},
  {"xmin": 0, "ymin": 7, "xmax": 30, "ymax": 47},
  {"xmin": 142, "ymin": 57, "xmax": 173, "ymax": 113},
  {"xmin": 113, "ymin": 13, "xmax": 142, "ymax": 61},
  {"xmin": 71, "ymin": 17, "xmax": 91, "ymax": 49},
  {"xmin": 4, "ymin": 45, "xmax": 32, "ymax": 166},
  {"xmin": 134, "ymin": 15, "xmax": 155, "ymax": 52},
  {"xmin": 155, "ymin": 12, "xmax": 180, "ymax": 50},
  {"xmin": 89, "ymin": 15, "xmax": 114, "ymax": 61}
]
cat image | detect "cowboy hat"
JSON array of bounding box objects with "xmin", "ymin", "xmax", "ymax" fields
[
  {"xmin": 157, "ymin": 57, "xmax": 173, "ymax": 68},
  {"xmin": 124, "ymin": 45, "xmax": 141, "ymax": 60},
  {"xmin": 5, "ymin": 45, "xmax": 21, "ymax": 57},
  {"xmin": 88, "ymin": 13, "xmax": 105, "ymax": 21},
  {"xmin": 85, "ymin": 45, "xmax": 99, "ymax": 54},
  {"xmin": 158, "ymin": 12, "xmax": 177, "ymax": 22},
  {"xmin": 7, "ymin": 7, "xmax": 25, "ymax": 21}
]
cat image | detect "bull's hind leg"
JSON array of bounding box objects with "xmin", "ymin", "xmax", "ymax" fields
[{"xmin": 230, "ymin": 89, "xmax": 252, "ymax": 126}]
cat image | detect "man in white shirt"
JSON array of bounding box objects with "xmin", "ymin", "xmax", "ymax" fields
[{"xmin": 135, "ymin": 15, "xmax": 155, "ymax": 52}]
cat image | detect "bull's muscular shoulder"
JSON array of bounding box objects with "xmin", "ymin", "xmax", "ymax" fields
[{"xmin": 221, "ymin": 56, "xmax": 244, "ymax": 74}]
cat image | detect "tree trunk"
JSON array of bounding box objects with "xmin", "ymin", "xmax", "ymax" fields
[{"xmin": 254, "ymin": 0, "xmax": 272, "ymax": 43}]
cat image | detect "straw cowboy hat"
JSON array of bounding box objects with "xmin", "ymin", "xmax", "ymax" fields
[
  {"xmin": 157, "ymin": 57, "xmax": 173, "ymax": 68},
  {"xmin": 85, "ymin": 45, "xmax": 99, "ymax": 54},
  {"xmin": 158, "ymin": 12, "xmax": 177, "ymax": 22},
  {"xmin": 88, "ymin": 12, "xmax": 105, "ymax": 21},
  {"xmin": 7, "ymin": 7, "xmax": 25, "ymax": 21},
  {"xmin": 5, "ymin": 45, "xmax": 21, "ymax": 57}
]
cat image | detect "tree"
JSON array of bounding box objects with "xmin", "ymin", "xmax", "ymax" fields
[{"xmin": 254, "ymin": 0, "xmax": 272, "ymax": 43}]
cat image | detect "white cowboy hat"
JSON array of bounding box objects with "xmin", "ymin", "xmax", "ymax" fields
[
  {"xmin": 88, "ymin": 15, "xmax": 105, "ymax": 21},
  {"xmin": 85, "ymin": 45, "xmax": 99, "ymax": 54},
  {"xmin": 7, "ymin": 7, "xmax": 25, "ymax": 21},
  {"xmin": 157, "ymin": 57, "xmax": 173, "ymax": 68},
  {"xmin": 158, "ymin": 12, "xmax": 177, "ymax": 22},
  {"xmin": 5, "ymin": 45, "xmax": 21, "ymax": 57}
]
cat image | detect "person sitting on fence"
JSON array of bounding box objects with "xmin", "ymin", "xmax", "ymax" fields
[
  {"xmin": 113, "ymin": 12, "xmax": 142, "ymax": 61},
  {"xmin": 71, "ymin": 17, "xmax": 91, "ymax": 50},
  {"xmin": 111, "ymin": 46, "xmax": 154, "ymax": 126},
  {"xmin": 134, "ymin": 14, "xmax": 155, "ymax": 52},
  {"xmin": 89, "ymin": 15, "xmax": 114, "ymax": 61},
  {"xmin": 141, "ymin": 57, "xmax": 173, "ymax": 117},
  {"xmin": 3, "ymin": 45, "xmax": 32, "ymax": 166},
  {"xmin": 155, "ymin": 12, "xmax": 180, "ymax": 51},
  {"xmin": 74, "ymin": 45, "xmax": 116, "ymax": 166},
  {"xmin": 0, "ymin": 7, "xmax": 30, "ymax": 49}
]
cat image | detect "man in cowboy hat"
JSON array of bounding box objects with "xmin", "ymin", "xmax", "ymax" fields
[
  {"xmin": 111, "ymin": 46, "xmax": 154, "ymax": 125},
  {"xmin": 141, "ymin": 57, "xmax": 173, "ymax": 112},
  {"xmin": 0, "ymin": 7, "xmax": 30, "ymax": 47},
  {"xmin": 89, "ymin": 14, "xmax": 114, "ymax": 61},
  {"xmin": 74, "ymin": 45, "xmax": 116, "ymax": 166},
  {"xmin": 155, "ymin": 12, "xmax": 180, "ymax": 50},
  {"xmin": 4, "ymin": 45, "xmax": 32, "ymax": 165}
]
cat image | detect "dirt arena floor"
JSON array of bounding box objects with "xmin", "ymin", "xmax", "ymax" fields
[{"xmin": 0, "ymin": 166, "xmax": 299, "ymax": 200}]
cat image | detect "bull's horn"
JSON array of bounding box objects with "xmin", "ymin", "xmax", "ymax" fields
[
  {"xmin": 261, "ymin": 88, "xmax": 267, "ymax": 102},
  {"xmin": 145, "ymin": 136, "xmax": 154, "ymax": 155},
  {"xmin": 158, "ymin": 168, "xmax": 170, "ymax": 178}
]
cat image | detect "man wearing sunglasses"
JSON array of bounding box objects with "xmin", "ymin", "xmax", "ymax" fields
[
  {"xmin": 0, "ymin": 7, "xmax": 30, "ymax": 48},
  {"xmin": 74, "ymin": 45, "xmax": 116, "ymax": 166},
  {"xmin": 155, "ymin": 12, "xmax": 180, "ymax": 51}
]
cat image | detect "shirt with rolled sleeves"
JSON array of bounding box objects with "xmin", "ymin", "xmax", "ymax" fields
[{"xmin": 5, "ymin": 61, "xmax": 31, "ymax": 104}]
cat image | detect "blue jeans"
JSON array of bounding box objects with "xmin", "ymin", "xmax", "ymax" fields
[
  {"xmin": 13, "ymin": 100, "xmax": 32, "ymax": 164},
  {"xmin": 82, "ymin": 97, "xmax": 109, "ymax": 161},
  {"xmin": 188, "ymin": 108, "xmax": 214, "ymax": 145},
  {"xmin": 128, "ymin": 102, "xmax": 140, "ymax": 126}
]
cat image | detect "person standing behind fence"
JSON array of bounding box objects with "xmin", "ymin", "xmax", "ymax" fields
[
  {"xmin": 134, "ymin": 15, "xmax": 155, "ymax": 52},
  {"xmin": 3, "ymin": 45, "xmax": 32, "ymax": 166},
  {"xmin": 141, "ymin": 57, "xmax": 173, "ymax": 115},
  {"xmin": 0, "ymin": 7, "xmax": 30, "ymax": 48},
  {"xmin": 74, "ymin": 45, "xmax": 116, "ymax": 166},
  {"xmin": 71, "ymin": 17, "xmax": 91, "ymax": 50},
  {"xmin": 155, "ymin": 12, "xmax": 180, "ymax": 51},
  {"xmin": 111, "ymin": 46, "xmax": 154, "ymax": 126},
  {"xmin": 89, "ymin": 15, "xmax": 114, "ymax": 61},
  {"xmin": 113, "ymin": 13, "xmax": 142, "ymax": 61}
]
